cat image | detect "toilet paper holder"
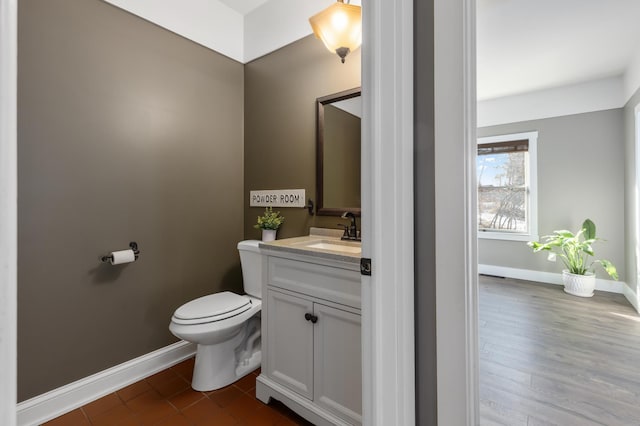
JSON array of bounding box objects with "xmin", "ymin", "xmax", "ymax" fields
[{"xmin": 101, "ymin": 241, "xmax": 140, "ymax": 263}]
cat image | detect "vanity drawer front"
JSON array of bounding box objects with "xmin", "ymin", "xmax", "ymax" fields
[{"xmin": 268, "ymin": 256, "xmax": 361, "ymax": 309}]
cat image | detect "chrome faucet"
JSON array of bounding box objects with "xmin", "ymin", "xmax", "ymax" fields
[{"xmin": 340, "ymin": 212, "xmax": 360, "ymax": 241}]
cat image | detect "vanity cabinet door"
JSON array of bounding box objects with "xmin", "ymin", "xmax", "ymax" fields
[
  {"xmin": 266, "ymin": 289, "xmax": 314, "ymax": 400},
  {"xmin": 313, "ymin": 303, "xmax": 362, "ymax": 425}
]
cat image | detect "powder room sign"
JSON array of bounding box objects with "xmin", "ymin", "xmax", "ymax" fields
[{"xmin": 250, "ymin": 189, "xmax": 306, "ymax": 208}]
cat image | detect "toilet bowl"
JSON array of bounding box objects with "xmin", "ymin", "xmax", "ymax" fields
[{"xmin": 169, "ymin": 240, "xmax": 263, "ymax": 391}]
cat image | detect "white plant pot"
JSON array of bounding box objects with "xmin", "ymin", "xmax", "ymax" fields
[
  {"xmin": 562, "ymin": 270, "xmax": 596, "ymax": 298},
  {"xmin": 262, "ymin": 229, "xmax": 277, "ymax": 242}
]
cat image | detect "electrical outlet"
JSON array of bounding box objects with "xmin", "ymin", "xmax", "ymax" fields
[{"xmin": 547, "ymin": 252, "xmax": 556, "ymax": 262}]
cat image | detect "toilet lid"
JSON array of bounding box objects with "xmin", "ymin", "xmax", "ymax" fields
[{"xmin": 173, "ymin": 292, "xmax": 252, "ymax": 323}]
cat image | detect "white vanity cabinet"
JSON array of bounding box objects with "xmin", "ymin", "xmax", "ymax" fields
[
  {"xmin": 256, "ymin": 249, "xmax": 362, "ymax": 426},
  {"xmin": 265, "ymin": 289, "xmax": 314, "ymax": 399},
  {"xmin": 311, "ymin": 300, "xmax": 361, "ymax": 423}
]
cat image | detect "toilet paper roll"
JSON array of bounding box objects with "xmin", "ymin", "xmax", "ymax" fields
[{"xmin": 110, "ymin": 249, "xmax": 136, "ymax": 265}]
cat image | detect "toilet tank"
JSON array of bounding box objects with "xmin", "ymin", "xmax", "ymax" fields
[{"xmin": 237, "ymin": 240, "xmax": 263, "ymax": 299}]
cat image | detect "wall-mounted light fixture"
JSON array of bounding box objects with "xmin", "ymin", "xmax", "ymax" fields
[{"xmin": 309, "ymin": 0, "xmax": 362, "ymax": 64}]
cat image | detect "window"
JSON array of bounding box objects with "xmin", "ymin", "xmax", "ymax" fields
[{"xmin": 477, "ymin": 131, "xmax": 538, "ymax": 241}]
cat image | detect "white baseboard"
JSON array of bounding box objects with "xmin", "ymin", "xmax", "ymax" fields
[
  {"xmin": 478, "ymin": 264, "xmax": 626, "ymax": 294},
  {"xmin": 17, "ymin": 341, "xmax": 196, "ymax": 426},
  {"xmin": 623, "ymin": 283, "xmax": 640, "ymax": 313}
]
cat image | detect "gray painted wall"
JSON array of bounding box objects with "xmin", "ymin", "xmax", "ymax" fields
[
  {"xmin": 243, "ymin": 35, "xmax": 361, "ymax": 239},
  {"xmin": 18, "ymin": 0, "xmax": 245, "ymax": 401},
  {"xmin": 624, "ymin": 88, "xmax": 640, "ymax": 299},
  {"xmin": 478, "ymin": 110, "xmax": 626, "ymax": 280}
]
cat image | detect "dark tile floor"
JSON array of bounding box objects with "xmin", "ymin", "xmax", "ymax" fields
[{"xmin": 44, "ymin": 357, "xmax": 312, "ymax": 425}]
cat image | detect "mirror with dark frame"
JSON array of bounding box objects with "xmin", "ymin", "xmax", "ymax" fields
[{"xmin": 315, "ymin": 87, "xmax": 361, "ymax": 216}]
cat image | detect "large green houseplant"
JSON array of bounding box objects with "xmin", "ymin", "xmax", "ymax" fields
[
  {"xmin": 528, "ymin": 218, "xmax": 618, "ymax": 297},
  {"xmin": 254, "ymin": 207, "xmax": 285, "ymax": 241}
]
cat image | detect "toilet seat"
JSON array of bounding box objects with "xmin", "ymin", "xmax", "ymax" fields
[{"xmin": 172, "ymin": 292, "xmax": 253, "ymax": 325}]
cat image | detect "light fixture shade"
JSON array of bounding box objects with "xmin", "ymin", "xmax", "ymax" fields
[{"xmin": 309, "ymin": 1, "xmax": 362, "ymax": 63}]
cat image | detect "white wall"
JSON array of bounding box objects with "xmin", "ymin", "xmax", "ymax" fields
[
  {"xmin": 624, "ymin": 48, "xmax": 640, "ymax": 103},
  {"xmin": 624, "ymin": 88, "xmax": 640, "ymax": 311},
  {"xmin": 478, "ymin": 76, "xmax": 624, "ymax": 127}
]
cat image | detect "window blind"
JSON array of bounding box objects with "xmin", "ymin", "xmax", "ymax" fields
[{"xmin": 478, "ymin": 139, "xmax": 528, "ymax": 156}]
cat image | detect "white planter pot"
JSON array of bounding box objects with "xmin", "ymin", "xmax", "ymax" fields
[
  {"xmin": 562, "ymin": 270, "xmax": 596, "ymax": 298},
  {"xmin": 262, "ymin": 229, "xmax": 277, "ymax": 242}
]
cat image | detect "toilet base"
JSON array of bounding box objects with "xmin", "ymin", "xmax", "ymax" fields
[{"xmin": 190, "ymin": 317, "xmax": 262, "ymax": 391}]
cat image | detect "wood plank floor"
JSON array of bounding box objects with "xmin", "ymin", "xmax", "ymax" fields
[{"xmin": 479, "ymin": 275, "xmax": 640, "ymax": 426}]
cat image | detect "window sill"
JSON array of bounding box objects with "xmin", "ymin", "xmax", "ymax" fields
[{"xmin": 478, "ymin": 232, "xmax": 538, "ymax": 242}]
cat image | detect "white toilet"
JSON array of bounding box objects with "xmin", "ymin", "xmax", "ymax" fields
[{"xmin": 169, "ymin": 240, "xmax": 263, "ymax": 391}]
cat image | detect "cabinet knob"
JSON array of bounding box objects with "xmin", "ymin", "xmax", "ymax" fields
[{"xmin": 304, "ymin": 313, "xmax": 318, "ymax": 323}]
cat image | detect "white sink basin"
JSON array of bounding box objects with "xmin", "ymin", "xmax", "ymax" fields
[
  {"xmin": 289, "ymin": 238, "xmax": 361, "ymax": 255},
  {"xmin": 305, "ymin": 241, "xmax": 362, "ymax": 254}
]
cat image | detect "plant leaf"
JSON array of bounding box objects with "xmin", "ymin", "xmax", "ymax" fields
[
  {"xmin": 530, "ymin": 218, "xmax": 617, "ymax": 280},
  {"xmin": 528, "ymin": 241, "xmax": 550, "ymax": 252},
  {"xmin": 555, "ymin": 230, "xmax": 575, "ymax": 238},
  {"xmin": 601, "ymin": 259, "xmax": 619, "ymax": 280},
  {"xmin": 583, "ymin": 218, "xmax": 596, "ymax": 240}
]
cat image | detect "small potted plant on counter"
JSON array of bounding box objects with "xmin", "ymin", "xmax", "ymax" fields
[
  {"xmin": 527, "ymin": 218, "xmax": 618, "ymax": 297},
  {"xmin": 254, "ymin": 207, "xmax": 285, "ymax": 242}
]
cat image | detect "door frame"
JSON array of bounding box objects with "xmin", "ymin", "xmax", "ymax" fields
[
  {"xmin": 433, "ymin": 0, "xmax": 479, "ymax": 423},
  {"xmin": 361, "ymin": 0, "xmax": 416, "ymax": 422},
  {"xmin": 633, "ymin": 102, "xmax": 640, "ymax": 311},
  {"xmin": 0, "ymin": 0, "xmax": 18, "ymax": 424},
  {"xmin": 362, "ymin": 0, "xmax": 478, "ymax": 424},
  {"xmin": 361, "ymin": 0, "xmax": 415, "ymax": 425}
]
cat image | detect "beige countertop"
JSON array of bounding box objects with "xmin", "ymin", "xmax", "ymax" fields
[{"xmin": 258, "ymin": 227, "xmax": 361, "ymax": 264}]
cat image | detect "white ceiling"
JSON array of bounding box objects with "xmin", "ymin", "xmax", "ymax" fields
[
  {"xmin": 103, "ymin": 0, "xmax": 640, "ymax": 107},
  {"xmin": 102, "ymin": 0, "xmax": 352, "ymax": 63},
  {"xmin": 218, "ymin": 0, "xmax": 268, "ymax": 15},
  {"xmin": 477, "ymin": 0, "xmax": 640, "ymax": 101}
]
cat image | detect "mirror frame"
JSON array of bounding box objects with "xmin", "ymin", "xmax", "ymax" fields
[{"xmin": 315, "ymin": 87, "xmax": 362, "ymax": 216}]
